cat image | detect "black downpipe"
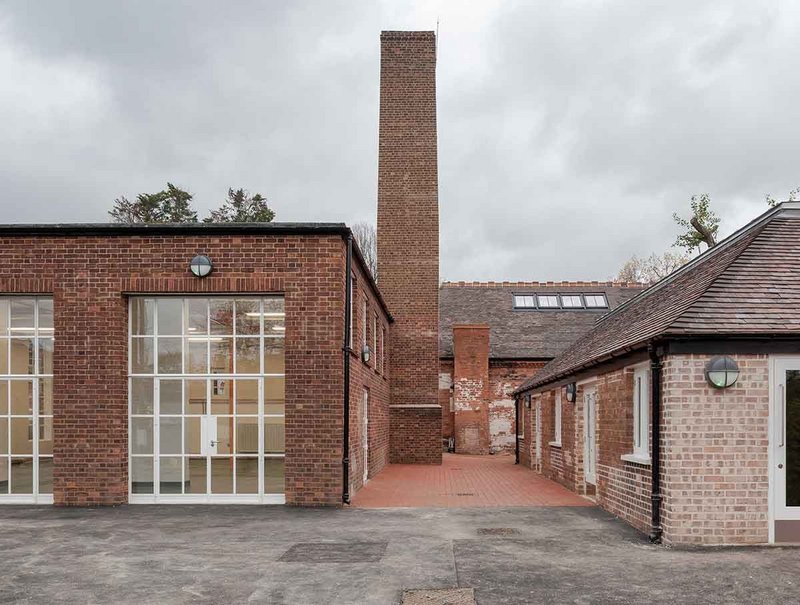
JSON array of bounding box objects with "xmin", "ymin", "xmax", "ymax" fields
[
  {"xmin": 342, "ymin": 235, "xmax": 353, "ymax": 504},
  {"xmin": 649, "ymin": 343, "xmax": 663, "ymax": 543},
  {"xmin": 515, "ymin": 395, "xmax": 520, "ymax": 464}
]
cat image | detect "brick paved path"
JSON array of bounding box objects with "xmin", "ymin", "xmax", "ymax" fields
[{"xmin": 352, "ymin": 453, "xmax": 592, "ymax": 508}]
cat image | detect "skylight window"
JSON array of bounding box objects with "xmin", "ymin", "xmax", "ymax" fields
[
  {"xmin": 560, "ymin": 295, "xmax": 583, "ymax": 308},
  {"xmin": 513, "ymin": 295, "xmax": 536, "ymax": 308},
  {"xmin": 584, "ymin": 294, "xmax": 608, "ymax": 308},
  {"xmin": 537, "ymin": 295, "xmax": 560, "ymax": 308}
]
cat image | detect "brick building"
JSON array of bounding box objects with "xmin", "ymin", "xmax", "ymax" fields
[
  {"xmin": 438, "ymin": 282, "xmax": 642, "ymax": 454},
  {"xmin": 515, "ymin": 202, "xmax": 800, "ymax": 545},
  {"xmin": 0, "ymin": 30, "xmax": 441, "ymax": 507}
]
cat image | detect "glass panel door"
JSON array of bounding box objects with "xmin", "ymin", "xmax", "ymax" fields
[
  {"xmin": 129, "ymin": 297, "xmax": 285, "ymax": 503},
  {"xmin": 0, "ymin": 297, "xmax": 53, "ymax": 504},
  {"xmin": 775, "ymin": 360, "xmax": 800, "ymax": 521}
]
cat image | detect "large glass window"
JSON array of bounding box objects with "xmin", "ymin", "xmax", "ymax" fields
[
  {"xmin": 0, "ymin": 297, "xmax": 53, "ymax": 502},
  {"xmin": 129, "ymin": 297, "xmax": 285, "ymax": 502}
]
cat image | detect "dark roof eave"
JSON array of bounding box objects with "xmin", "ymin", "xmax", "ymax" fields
[
  {"xmin": 0, "ymin": 222, "xmax": 351, "ymax": 237},
  {"xmin": 514, "ymin": 340, "xmax": 652, "ymax": 395}
]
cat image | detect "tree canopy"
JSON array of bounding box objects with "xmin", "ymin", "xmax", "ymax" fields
[
  {"xmin": 204, "ymin": 188, "xmax": 275, "ymax": 223},
  {"xmin": 109, "ymin": 183, "xmax": 198, "ymax": 223}
]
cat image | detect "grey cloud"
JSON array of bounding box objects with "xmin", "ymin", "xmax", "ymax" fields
[{"xmin": 1, "ymin": 0, "xmax": 798, "ymax": 281}]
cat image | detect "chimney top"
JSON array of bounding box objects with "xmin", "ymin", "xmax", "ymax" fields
[{"xmin": 380, "ymin": 31, "xmax": 435, "ymax": 40}]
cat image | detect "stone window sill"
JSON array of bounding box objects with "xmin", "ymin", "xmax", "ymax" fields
[
  {"xmin": 517, "ymin": 436, "xmax": 524, "ymax": 441},
  {"xmin": 621, "ymin": 453, "xmax": 651, "ymax": 466},
  {"xmin": 548, "ymin": 441, "xmax": 562, "ymax": 448}
]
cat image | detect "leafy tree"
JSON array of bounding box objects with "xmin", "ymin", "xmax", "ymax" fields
[
  {"xmin": 204, "ymin": 188, "xmax": 275, "ymax": 223},
  {"xmin": 672, "ymin": 193, "xmax": 719, "ymax": 253},
  {"xmin": 766, "ymin": 187, "xmax": 800, "ymax": 208},
  {"xmin": 351, "ymin": 221, "xmax": 377, "ymax": 279},
  {"xmin": 109, "ymin": 183, "xmax": 198, "ymax": 223},
  {"xmin": 617, "ymin": 251, "xmax": 689, "ymax": 285}
]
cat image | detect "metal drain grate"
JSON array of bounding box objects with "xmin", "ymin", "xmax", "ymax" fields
[
  {"xmin": 477, "ymin": 527, "xmax": 521, "ymax": 536},
  {"xmin": 279, "ymin": 542, "xmax": 387, "ymax": 563},
  {"xmin": 401, "ymin": 588, "xmax": 476, "ymax": 605}
]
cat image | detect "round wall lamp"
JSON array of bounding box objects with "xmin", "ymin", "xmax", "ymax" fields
[
  {"xmin": 524, "ymin": 394, "xmax": 531, "ymax": 409},
  {"xmin": 565, "ymin": 382, "xmax": 577, "ymax": 403},
  {"xmin": 361, "ymin": 344, "xmax": 371, "ymax": 363},
  {"xmin": 705, "ymin": 355, "xmax": 740, "ymax": 389},
  {"xmin": 189, "ymin": 255, "xmax": 213, "ymax": 278}
]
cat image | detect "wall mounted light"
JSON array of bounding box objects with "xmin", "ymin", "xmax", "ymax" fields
[
  {"xmin": 189, "ymin": 255, "xmax": 213, "ymax": 278},
  {"xmin": 524, "ymin": 394, "xmax": 531, "ymax": 409},
  {"xmin": 361, "ymin": 344, "xmax": 371, "ymax": 363},
  {"xmin": 705, "ymin": 355, "xmax": 740, "ymax": 389},
  {"xmin": 565, "ymin": 382, "xmax": 577, "ymax": 403}
]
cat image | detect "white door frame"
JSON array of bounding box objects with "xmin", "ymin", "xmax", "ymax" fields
[
  {"xmin": 584, "ymin": 387, "xmax": 598, "ymax": 486},
  {"xmin": 770, "ymin": 356, "xmax": 800, "ymax": 541},
  {"xmin": 362, "ymin": 390, "xmax": 369, "ymax": 484},
  {"xmin": 535, "ymin": 400, "xmax": 542, "ymax": 469}
]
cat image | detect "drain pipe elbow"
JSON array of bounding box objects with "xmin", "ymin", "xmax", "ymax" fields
[{"xmin": 648, "ymin": 342, "xmax": 664, "ymax": 544}]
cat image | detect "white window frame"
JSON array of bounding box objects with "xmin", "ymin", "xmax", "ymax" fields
[
  {"xmin": 584, "ymin": 294, "xmax": 608, "ymax": 308},
  {"xmin": 560, "ymin": 294, "xmax": 583, "ymax": 308},
  {"xmin": 513, "ymin": 295, "xmax": 536, "ymax": 309},
  {"xmin": 372, "ymin": 312, "xmax": 378, "ymax": 367},
  {"xmin": 537, "ymin": 295, "xmax": 560, "ymax": 309},
  {"xmin": 361, "ymin": 298, "xmax": 368, "ymax": 351},
  {"xmin": 551, "ymin": 389, "xmax": 562, "ymax": 446},
  {"xmin": 517, "ymin": 397, "xmax": 525, "ymax": 439},
  {"xmin": 627, "ymin": 366, "xmax": 650, "ymax": 462},
  {"xmin": 349, "ymin": 276, "xmax": 355, "ymax": 350}
]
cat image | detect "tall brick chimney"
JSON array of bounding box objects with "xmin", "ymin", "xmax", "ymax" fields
[{"xmin": 377, "ymin": 31, "xmax": 442, "ymax": 464}]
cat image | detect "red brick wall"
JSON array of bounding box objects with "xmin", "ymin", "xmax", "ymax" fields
[
  {"xmin": 536, "ymin": 388, "xmax": 578, "ymax": 491},
  {"xmin": 389, "ymin": 406, "xmax": 441, "ymax": 464},
  {"xmin": 376, "ymin": 31, "xmax": 441, "ymax": 464},
  {"xmin": 348, "ymin": 259, "xmax": 391, "ymax": 496},
  {"xmin": 0, "ymin": 233, "xmax": 355, "ymax": 506},
  {"xmin": 453, "ymin": 325, "xmax": 490, "ymax": 455}
]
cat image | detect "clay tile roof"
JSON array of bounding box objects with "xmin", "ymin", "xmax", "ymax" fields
[
  {"xmin": 518, "ymin": 202, "xmax": 800, "ymax": 392},
  {"xmin": 439, "ymin": 282, "xmax": 645, "ymax": 360}
]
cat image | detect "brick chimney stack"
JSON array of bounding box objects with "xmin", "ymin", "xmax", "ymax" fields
[{"xmin": 377, "ymin": 31, "xmax": 441, "ymax": 464}]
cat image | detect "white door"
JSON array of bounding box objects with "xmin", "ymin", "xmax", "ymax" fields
[
  {"xmin": 362, "ymin": 391, "xmax": 369, "ymax": 484},
  {"xmin": 772, "ymin": 358, "xmax": 800, "ymax": 522},
  {"xmin": 584, "ymin": 388, "xmax": 598, "ymax": 485},
  {"xmin": 535, "ymin": 401, "xmax": 542, "ymax": 468}
]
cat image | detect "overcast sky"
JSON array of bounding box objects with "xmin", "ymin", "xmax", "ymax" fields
[{"xmin": 1, "ymin": 1, "xmax": 798, "ymax": 281}]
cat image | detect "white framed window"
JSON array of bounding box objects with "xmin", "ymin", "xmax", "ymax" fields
[
  {"xmin": 560, "ymin": 295, "xmax": 583, "ymax": 308},
  {"xmin": 513, "ymin": 295, "xmax": 536, "ymax": 309},
  {"xmin": 584, "ymin": 294, "xmax": 608, "ymax": 308},
  {"xmin": 361, "ymin": 298, "xmax": 367, "ymax": 351},
  {"xmin": 553, "ymin": 390, "xmax": 562, "ymax": 445},
  {"xmin": 372, "ymin": 313, "xmax": 378, "ymax": 367},
  {"xmin": 538, "ymin": 295, "xmax": 560, "ymax": 309},
  {"xmin": 349, "ymin": 276, "xmax": 355, "ymax": 350},
  {"xmin": 381, "ymin": 326, "xmax": 386, "ymax": 374},
  {"xmin": 632, "ymin": 367, "xmax": 649, "ymax": 458}
]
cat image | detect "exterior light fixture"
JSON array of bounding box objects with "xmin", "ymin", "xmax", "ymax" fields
[
  {"xmin": 705, "ymin": 356, "xmax": 740, "ymax": 389},
  {"xmin": 189, "ymin": 255, "xmax": 213, "ymax": 278},
  {"xmin": 361, "ymin": 344, "xmax": 371, "ymax": 363},
  {"xmin": 565, "ymin": 382, "xmax": 577, "ymax": 403},
  {"xmin": 524, "ymin": 394, "xmax": 532, "ymax": 409}
]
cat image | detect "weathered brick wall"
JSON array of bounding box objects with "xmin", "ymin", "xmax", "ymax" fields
[
  {"xmin": 348, "ymin": 259, "xmax": 391, "ymax": 497},
  {"xmin": 377, "ymin": 31, "xmax": 441, "ymax": 464},
  {"xmin": 440, "ymin": 359, "xmax": 546, "ymax": 455},
  {"xmin": 661, "ymin": 354, "xmax": 770, "ymax": 545},
  {"xmin": 489, "ymin": 361, "xmax": 547, "ymax": 454},
  {"xmin": 453, "ymin": 325, "xmax": 490, "ymax": 455},
  {"xmin": 0, "ymin": 233, "xmax": 351, "ymax": 506},
  {"xmin": 439, "ymin": 360, "xmax": 454, "ymax": 447}
]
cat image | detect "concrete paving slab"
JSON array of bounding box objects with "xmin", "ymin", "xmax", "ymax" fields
[{"xmin": 0, "ymin": 505, "xmax": 797, "ymax": 604}]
